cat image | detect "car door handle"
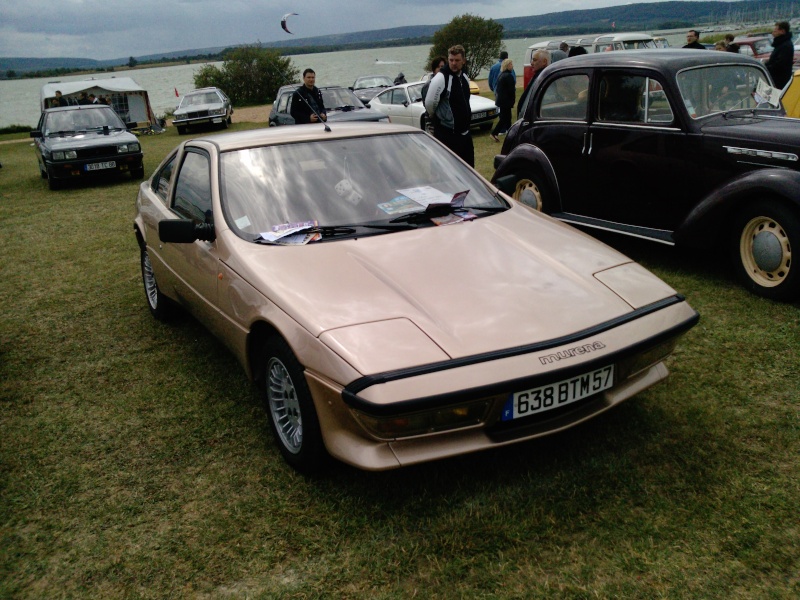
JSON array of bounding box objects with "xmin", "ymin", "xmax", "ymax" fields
[{"xmin": 583, "ymin": 132, "xmax": 593, "ymax": 156}]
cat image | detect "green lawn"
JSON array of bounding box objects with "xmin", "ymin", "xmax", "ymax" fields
[{"xmin": 1, "ymin": 121, "xmax": 798, "ymax": 599}]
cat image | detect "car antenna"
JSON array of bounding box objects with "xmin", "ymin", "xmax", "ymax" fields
[{"xmin": 293, "ymin": 88, "xmax": 331, "ymax": 132}]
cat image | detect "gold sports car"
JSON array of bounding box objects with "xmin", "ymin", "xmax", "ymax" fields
[{"xmin": 134, "ymin": 123, "xmax": 699, "ymax": 472}]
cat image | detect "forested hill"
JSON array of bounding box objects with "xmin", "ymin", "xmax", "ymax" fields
[{"xmin": 1, "ymin": 0, "xmax": 792, "ymax": 74}]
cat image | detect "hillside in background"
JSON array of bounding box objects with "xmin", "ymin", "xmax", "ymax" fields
[{"xmin": 1, "ymin": 0, "xmax": 793, "ymax": 74}]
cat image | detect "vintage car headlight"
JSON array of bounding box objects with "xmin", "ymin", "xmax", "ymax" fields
[
  {"xmin": 209, "ymin": 108, "xmax": 226, "ymax": 116},
  {"xmin": 117, "ymin": 142, "xmax": 140, "ymax": 154},
  {"xmin": 353, "ymin": 398, "xmax": 492, "ymax": 439},
  {"xmin": 52, "ymin": 150, "xmax": 77, "ymax": 160}
]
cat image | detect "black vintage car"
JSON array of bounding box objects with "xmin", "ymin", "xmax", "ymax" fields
[
  {"xmin": 492, "ymin": 50, "xmax": 800, "ymax": 301},
  {"xmin": 31, "ymin": 104, "xmax": 144, "ymax": 190}
]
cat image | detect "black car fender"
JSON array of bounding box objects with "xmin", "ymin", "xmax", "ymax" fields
[
  {"xmin": 491, "ymin": 143, "xmax": 561, "ymax": 209},
  {"xmin": 674, "ymin": 168, "xmax": 800, "ymax": 248}
]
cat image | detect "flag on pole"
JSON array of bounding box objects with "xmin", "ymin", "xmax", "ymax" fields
[{"xmin": 174, "ymin": 87, "xmax": 179, "ymax": 97}]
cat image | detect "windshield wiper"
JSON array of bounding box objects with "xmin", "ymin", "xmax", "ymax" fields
[
  {"xmin": 389, "ymin": 203, "xmax": 506, "ymax": 224},
  {"xmin": 331, "ymin": 105, "xmax": 358, "ymax": 111},
  {"xmin": 252, "ymin": 223, "xmax": 415, "ymax": 245}
]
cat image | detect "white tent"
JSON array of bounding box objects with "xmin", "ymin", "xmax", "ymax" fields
[{"xmin": 40, "ymin": 77, "xmax": 163, "ymax": 132}]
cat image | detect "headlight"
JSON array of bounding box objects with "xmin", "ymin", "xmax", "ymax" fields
[
  {"xmin": 209, "ymin": 108, "xmax": 225, "ymax": 116},
  {"xmin": 353, "ymin": 399, "xmax": 491, "ymax": 440},
  {"xmin": 118, "ymin": 143, "xmax": 140, "ymax": 153},
  {"xmin": 52, "ymin": 150, "xmax": 77, "ymax": 160}
]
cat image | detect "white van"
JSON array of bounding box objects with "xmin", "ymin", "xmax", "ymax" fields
[{"xmin": 591, "ymin": 32, "xmax": 657, "ymax": 53}]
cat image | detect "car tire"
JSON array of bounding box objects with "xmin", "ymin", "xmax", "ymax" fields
[
  {"xmin": 140, "ymin": 245, "xmax": 174, "ymax": 320},
  {"xmin": 261, "ymin": 337, "xmax": 327, "ymax": 473},
  {"xmin": 731, "ymin": 199, "xmax": 800, "ymax": 301},
  {"xmin": 220, "ymin": 119, "xmax": 228, "ymax": 130},
  {"xmin": 131, "ymin": 166, "xmax": 145, "ymax": 179},
  {"xmin": 513, "ymin": 170, "xmax": 548, "ymax": 212},
  {"xmin": 47, "ymin": 172, "xmax": 61, "ymax": 190},
  {"xmin": 176, "ymin": 125, "xmax": 187, "ymax": 135}
]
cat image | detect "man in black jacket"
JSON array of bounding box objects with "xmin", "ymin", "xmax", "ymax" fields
[
  {"xmin": 766, "ymin": 21, "xmax": 794, "ymax": 88},
  {"xmin": 290, "ymin": 69, "xmax": 327, "ymax": 124},
  {"xmin": 683, "ymin": 30, "xmax": 706, "ymax": 49}
]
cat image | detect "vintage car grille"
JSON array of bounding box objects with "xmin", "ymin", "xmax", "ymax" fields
[
  {"xmin": 76, "ymin": 145, "xmax": 119, "ymax": 159},
  {"xmin": 184, "ymin": 110, "xmax": 210, "ymax": 119}
]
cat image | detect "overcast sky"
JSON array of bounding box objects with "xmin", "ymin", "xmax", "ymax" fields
[{"xmin": 1, "ymin": 0, "xmax": 727, "ymax": 60}]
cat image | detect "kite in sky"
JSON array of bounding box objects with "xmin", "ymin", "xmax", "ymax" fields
[{"xmin": 281, "ymin": 13, "xmax": 298, "ymax": 34}]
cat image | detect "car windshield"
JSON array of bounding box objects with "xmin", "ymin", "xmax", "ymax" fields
[
  {"xmin": 754, "ymin": 39, "xmax": 774, "ymax": 54},
  {"xmin": 355, "ymin": 76, "xmax": 393, "ymax": 89},
  {"xmin": 220, "ymin": 131, "xmax": 505, "ymax": 240},
  {"xmin": 676, "ymin": 65, "xmax": 776, "ymax": 118},
  {"xmin": 44, "ymin": 108, "xmax": 125, "ymax": 135},
  {"xmin": 622, "ymin": 39, "xmax": 657, "ymax": 49},
  {"xmin": 181, "ymin": 92, "xmax": 220, "ymax": 106},
  {"xmin": 407, "ymin": 83, "xmax": 425, "ymax": 103},
  {"xmin": 321, "ymin": 88, "xmax": 365, "ymax": 110}
]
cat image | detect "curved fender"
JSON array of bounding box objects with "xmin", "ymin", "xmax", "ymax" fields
[
  {"xmin": 491, "ymin": 143, "xmax": 562, "ymax": 209},
  {"xmin": 674, "ymin": 168, "xmax": 800, "ymax": 248}
]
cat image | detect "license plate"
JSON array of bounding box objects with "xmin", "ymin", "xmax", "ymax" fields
[
  {"xmin": 501, "ymin": 365, "xmax": 614, "ymax": 421},
  {"xmin": 474, "ymin": 111, "xmax": 487, "ymax": 119},
  {"xmin": 85, "ymin": 161, "xmax": 116, "ymax": 171}
]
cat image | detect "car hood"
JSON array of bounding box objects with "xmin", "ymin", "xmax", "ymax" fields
[
  {"xmin": 223, "ymin": 206, "xmax": 676, "ymax": 361},
  {"xmin": 469, "ymin": 95, "xmax": 499, "ymax": 111},
  {"xmin": 326, "ymin": 107, "xmax": 387, "ymax": 122},
  {"xmin": 700, "ymin": 113, "xmax": 800, "ymax": 148},
  {"xmin": 175, "ymin": 103, "xmax": 223, "ymax": 115}
]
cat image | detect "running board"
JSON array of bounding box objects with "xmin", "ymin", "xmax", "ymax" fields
[{"xmin": 550, "ymin": 213, "xmax": 676, "ymax": 246}]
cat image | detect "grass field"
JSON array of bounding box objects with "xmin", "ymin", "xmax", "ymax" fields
[{"xmin": 1, "ymin": 119, "xmax": 798, "ymax": 599}]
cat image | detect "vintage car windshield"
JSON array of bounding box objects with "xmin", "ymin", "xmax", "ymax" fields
[
  {"xmin": 180, "ymin": 92, "xmax": 220, "ymax": 107},
  {"xmin": 220, "ymin": 132, "xmax": 505, "ymax": 240},
  {"xmin": 44, "ymin": 108, "xmax": 125, "ymax": 135},
  {"xmin": 676, "ymin": 65, "xmax": 776, "ymax": 118}
]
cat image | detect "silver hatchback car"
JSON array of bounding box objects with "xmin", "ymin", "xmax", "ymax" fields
[{"xmin": 172, "ymin": 87, "xmax": 233, "ymax": 134}]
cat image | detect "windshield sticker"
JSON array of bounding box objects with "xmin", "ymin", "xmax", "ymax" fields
[
  {"xmin": 755, "ymin": 79, "xmax": 781, "ymax": 107},
  {"xmin": 378, "ymin": 195, "xmax": 423, "ymax": 214},
  {"xmin": 235, "ymin": 215, "xmax": 251, "ymax": 229}
]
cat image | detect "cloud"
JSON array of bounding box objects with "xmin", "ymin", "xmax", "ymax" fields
[{"xmin": 0, "ymin": 1, "xmax": 724, "ymax": 60}]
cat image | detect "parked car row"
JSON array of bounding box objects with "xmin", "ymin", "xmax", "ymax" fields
[{"xmin": 29, "ymin": 48, "xmax": 798, "ymax": 475}]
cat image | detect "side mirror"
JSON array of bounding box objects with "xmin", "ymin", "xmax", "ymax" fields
[
  {"xmin": 159, "ymin": 219, "xmax": 215, "ymax": 243},
  {"xmin": 30, "ymin": 131, "xmax": 42, "ymax": 139},
  {"xmin": 494, "ymin": 174, "xmax": 517, "ymax": 197}
]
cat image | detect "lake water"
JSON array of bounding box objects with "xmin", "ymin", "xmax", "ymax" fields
[{"xmin": 0, "ymin": 31, "xmax": 691, "ymax": 128}]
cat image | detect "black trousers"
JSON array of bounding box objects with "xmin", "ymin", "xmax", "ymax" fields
[
  {"xmin": 492, "ymin": 105, "xmax": 512, "ymax": 136},
  {"xmin": 433, "ymin": 124, "xmax": 475, "ymax": 167}
]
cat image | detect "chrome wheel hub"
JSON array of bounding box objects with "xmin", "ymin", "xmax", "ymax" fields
[{"xmin": 267, "ymin": 358, "xmax": 303, "ymax": 454}]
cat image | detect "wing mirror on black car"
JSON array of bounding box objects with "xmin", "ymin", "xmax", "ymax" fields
[
  {"xmin": 495, "ymin": 174, "xmax": 517, "ymax": 197},
  {"xmin": 159, "ymin": 219, "xmax": 216, "ymax": 243}
]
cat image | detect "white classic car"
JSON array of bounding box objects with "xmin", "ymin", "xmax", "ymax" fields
[{"xmin": 369, "ymin": 82, "xmax": 499, "ymax": 131}]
